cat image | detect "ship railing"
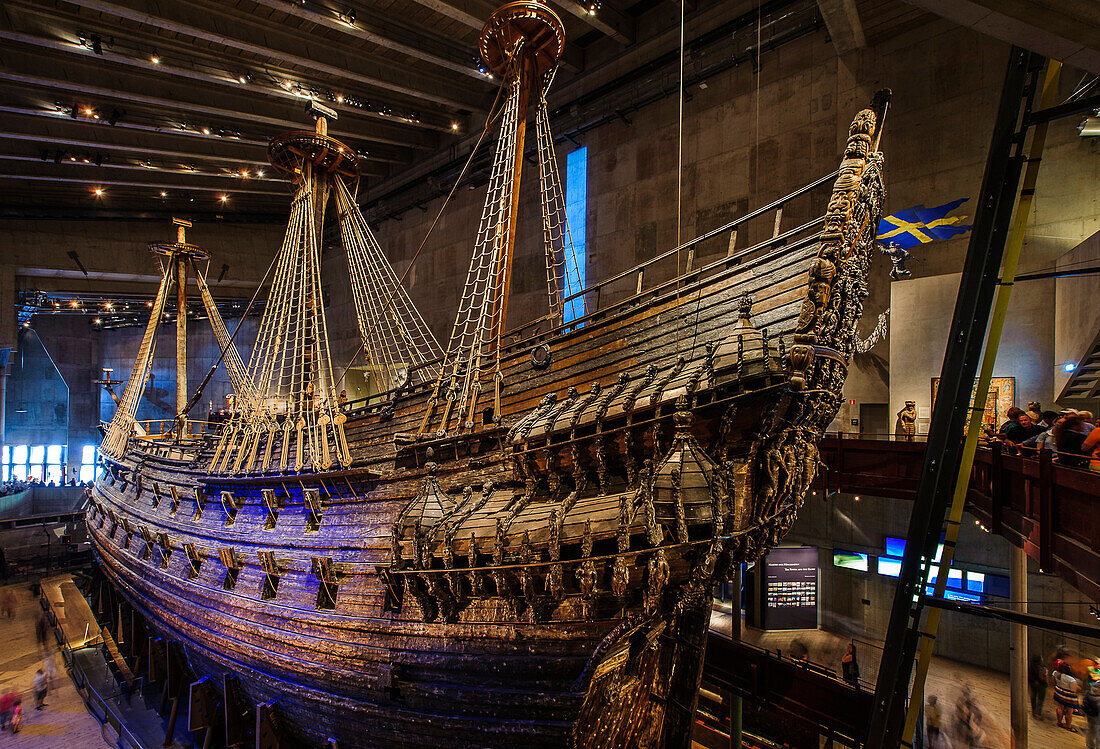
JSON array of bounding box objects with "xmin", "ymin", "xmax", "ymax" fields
[
  {"xmin": 342, "ymin": 167, "xmax": 840, "ymax": 415},
  {"xmin": 503, "ymin": 167, "xmax": 841, "ymax": 350},
  {"xmin": 129, "ymin": 419, "xmax": 218, "ymax": 439}
]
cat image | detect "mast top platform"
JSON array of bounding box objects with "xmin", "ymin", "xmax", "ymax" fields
[
  {"xmin": 479, "ymin": 2, "xmax": 565, "ymax": 80},
  {"xmin": 268, "ymin": 132, "xmax": 361, "ymax": 180},
  {"xmin": 149, "ymin": 218, "xmax": 209, "ymax": 260}
]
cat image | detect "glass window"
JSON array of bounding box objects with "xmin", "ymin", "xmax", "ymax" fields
[
  {"xmin": 29, "ymin": 445, "xmax": 44, "ymax": 465},
  {"xmin": 82, "ymin": 445, "xmax": 96, "ymax": 464},
  {"xmin": 12, "ymin": 465, "xmax": 26, "ymax": 481},
  {"xmin": 46, "ymin": 465, "xmax": 61, "ymax": 484},
  {"xmin": 563, "ymin": 146, "xmax": 587, "ymax": 324},
  {"xmin": 47, "ymin": 445, "xmax": 63, "ymax": 464},
  {"xmin": 79, "ymin": 464, "xmax": 96, "ymax": 483},
  {"xmin": 966, "ymin": 572, "xmax": 986, "ymax": 593},
  {"xmin": 12, "ymin": 445, "xmax": 27, "ymax": 465}
]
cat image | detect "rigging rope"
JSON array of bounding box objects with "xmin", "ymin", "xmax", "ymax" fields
[
  {"xmin": 102, "ymin": 263, "xmax": 174, "ymax": 459},
  {"xmin": 335, "ymin": 176, "xmax": 443, "ymax": 393}
]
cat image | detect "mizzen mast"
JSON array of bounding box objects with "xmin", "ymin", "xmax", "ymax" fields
[{"xmin": 420, "ymin": 1, "xmax": 568, "ymax": 437}]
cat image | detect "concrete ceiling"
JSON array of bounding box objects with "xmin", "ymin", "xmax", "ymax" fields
[{"xmin": 0, "ymin": 0, "xmax": 641, "ymax": 221}]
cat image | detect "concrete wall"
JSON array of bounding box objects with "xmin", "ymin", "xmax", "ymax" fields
[
  {"xmin": 786, "ymin": 491, "xmax": 1100, "ymax": 673},
  {"xmin": 889, "ymin": 271, "xmax": 1059, "ymax": 430},
  {"xmin": 1054, "ymin": 230, "xmax": 1100, "ymax": 409}
]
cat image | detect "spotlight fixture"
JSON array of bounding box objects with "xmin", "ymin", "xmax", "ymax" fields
[
  {"xmin": 1080, "ymin": 112, "xmax": 1100, "ymax": 137},
  {"xmin": 150, "ymin": 49, "xmax": 160, "ymax": 64},
  {"xmin": 237, "ymin": 72, "xmax": 253, "ymax": 84},
  {"xmin": 338, "ymin": 7, "xmax": 356, "ymax": 25},
  {"xmin": 1064, "ymin": 362, "xmax": 1077, "ymax": 372},
  {"xmin": 451, "ymin": 121, "xmax": 459, "ymax": 131},
  {"xmin": 94, "ymin": 317, "xmax": 102, "ymax": 324},
  {"xmin": 84, "ymin": 107, "xmax": 94, "ymax": 116},
  {"xmin": 90, "ymin": 33, "xmax": 102, "ymax": 55},
  {"xmin": 239, "ymin": 169, "xmax": 249, "ymax": 177},
  {"xmin": 94, "ymin": 187, "xmax": 104, "ymax": 196},
  {"xmin": 202, "ymin": 127, "xmax": 211, "ymax": 135},
  {"xmin": 256, "ymin": 169, "xmax": 264, "ymax": 178},
  {"xmin": 587, "ymin": 2, "xmax": 600, "ymax": 16},
  {"xmin": 70, "ymin": 300, "xmax": 80, "ymax": 308},
  {"xmin": 336, "ymin": 94, "xmax": 344, "ymax": 103},
  {"xmin": 160, "ymin": 191, "xmax": 167, "ymax": 197},
  {"xmin": 219, "ymin": 194, "xmax": 229, "ymax": 202}
]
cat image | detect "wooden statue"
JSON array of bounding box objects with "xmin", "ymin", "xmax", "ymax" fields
[{"xmin": 896, "ymin": 400, "xmax": 917, "ymax": 440}]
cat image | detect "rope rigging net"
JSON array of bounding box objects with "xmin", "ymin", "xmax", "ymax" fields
[
  {"xmin": 334, "ymin": 176, "xmax": 443, "ymax": 393},
  {"xmin": 101, "ymin": 262, "xmax": 174, "ymax": 459},
  {"xmin": 419, "ymin": 3, "xmax": 578, "ymax": 437}
]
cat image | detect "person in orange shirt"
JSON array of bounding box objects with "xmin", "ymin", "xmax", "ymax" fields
[{"xmin": 1082, "ymin": 423, "xmax": 1100, "ymax": 473}]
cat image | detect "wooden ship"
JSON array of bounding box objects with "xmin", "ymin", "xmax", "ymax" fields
[{"xmin": 87, "ymin": 2, "xmax": 889, "ymax": 746}]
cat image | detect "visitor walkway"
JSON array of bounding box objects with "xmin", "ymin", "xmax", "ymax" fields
[
  {"xmin": 0, "ymin": 578, "xmax": 106, "ymax": 747},
  {"xmin": 815, "ymin": 434, "xmax": 1100, "ymax": 602},
  {"xmin": 703, "ymin": 610, "xmax": 1088, "ymax": 749}
]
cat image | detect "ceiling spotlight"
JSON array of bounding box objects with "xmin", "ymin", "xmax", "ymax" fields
[
  {"xmin": 240, "ymin": 169, "xmax": 249, "ymax": 177},
  {"xmin": 339, "ymin": 7, "xmax": 356, "ymax": 25},
  {"xmin": 84, "ymin": 107, "xmax": 94, "ymax": 116},
  {"xmin": 94, "ymin": 187, "xmax": 104, "ymax": 196},
  {"xmin": 1064, "ymin": 362, "xmax": 1077, "ymax": 372},
  {"xmin": 237, "ymin": 72, "xmax": 252, "ymax": 84},
  {"xmin": 70, "ymin": 300, "xmax": 79, "ymax": 308},
  {"xmin": 160, "ymin": 191, "xmax": 167, "ymax": 197},
  {"xmin": 150, "ymin": 50, "xmax": 160, "ymax": 64},
  {"xmin": 336, "ymin": 94, "xmax": 344, "ymax": 104},
  {"xmin": 94, "ymin": 317, "xmax": 102, "ymax": 324},
  {"xmin": 146, "ymin": 301, "xmax": 153, "ymax": 307},
  {"xmin": 587, "ymin": 2, "xmax": 600, "ymax": 15},
  {"xmin": 82, "ymin": 157, "xmax": 90, "ymax": 163},
  {"xmin": 451, "ymin": 121, "xmax": 459, "ymax": 131},
  {"xmin": 219, "ymin": 194, "xmax": 228, "ymax": 202},
  {"xmin": 256, "ymin": 169, "xmax": 264, "ymax": 178},
  {"xmin": 202, "ymin": 127, "xmax": 211, "ymax": 135}
]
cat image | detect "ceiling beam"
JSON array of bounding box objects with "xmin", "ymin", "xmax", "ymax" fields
[
  {"xmin": 0, "ymin": 106, "xmax": 410, "ymax": 164},
  {"xmin": 0, "ymin": 71, "xmax": 430, "ymax": 150},
  {"xmin": 816, "ymin": 0, "xmax": 865, "ymax": 54},
  {"xmin": 248, "ymin": 0, "xmax": 486, "ymax": 81},
  {"xmin": 53, "ymin": 0, "xmax": 482, "ymax": 111},
  {"xmin": 403, "ymin": 0, "xmax": 490, "ymax": 30},
  {"xmin": 0, "ymin": 28, "xmax": 460, "ymax": 133},
  {"xmin": 905, "ymin": 0, "xmax": 1100, "ymax": 73},
  {"xmin": 0, "ymin": 173, "xmax": 288, "ymax": 197},
  {"xmin": 552, "ymin": 1, "xmax": 634, "ymax": 45}
]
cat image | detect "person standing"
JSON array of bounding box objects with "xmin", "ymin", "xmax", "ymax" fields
[
  {"xmin": 1029, "ymin": 654, "xmax": 1048, "ymax": 719},
  {"xmin": 925, "ymin": 695, "xmax": 942, "ymax": 747},
  {"xmin": 841, "ymin": 642, "xmax": 860, "ymax": 686},
  {"xmin": 1084, "ymin": 666, "xmax": 1100, "ymax": 749},
  {"xmin": 32, "ymin": 668, "xmax": 47, "ymax": 710},
  {"xmin": 1054, "ymin": 663, "xmax": 1082, "ymax": 732}
]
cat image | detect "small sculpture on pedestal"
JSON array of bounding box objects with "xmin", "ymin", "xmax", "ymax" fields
[{"xmin": 895, "ymin": 400, "xmax": 917, "ymax": 441}]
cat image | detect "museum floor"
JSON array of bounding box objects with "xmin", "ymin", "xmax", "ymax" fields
[{"xmin": 710, "ymin": 607, "xmax": 1085, "ymax": 748}]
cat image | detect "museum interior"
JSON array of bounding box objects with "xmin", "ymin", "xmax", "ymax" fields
[{"xmin": 0, "ymin": 0, "xmax": 1098, "ymax": 747}]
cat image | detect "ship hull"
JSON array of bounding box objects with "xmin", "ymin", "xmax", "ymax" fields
[{"xmin": 89, "ymin": 107, "xmax": 886, "ymax": 748}]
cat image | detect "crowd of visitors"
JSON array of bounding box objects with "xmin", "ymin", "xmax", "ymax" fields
[
  {"xmin": 1023, "ymin": 649, "xmax": 1100, "ymax": 744},
  {"xmin": 0, "ymin": 478, "xmax": 89, "ymax": 498},
  {"xmin": 989, "ymin": 403, "xmax": 1100, "ymax": 470}
]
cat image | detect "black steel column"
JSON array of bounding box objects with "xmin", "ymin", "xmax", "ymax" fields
[{"xmin": 865, "ymin": 46, "xmax": 1039, "ymax": 748}]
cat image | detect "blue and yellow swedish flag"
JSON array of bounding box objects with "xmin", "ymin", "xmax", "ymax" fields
[{"xmin": 877, "ymin": 198, "xmax": 972, "ymax": 250}]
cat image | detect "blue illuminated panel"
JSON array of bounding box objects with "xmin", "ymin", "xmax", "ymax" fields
[{"xmin": 563, "ymin": 147, "xmax": 587, "ymax": 323}]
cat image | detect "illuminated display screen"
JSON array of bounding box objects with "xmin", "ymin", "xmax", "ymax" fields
[{"xmin": 833, "ymin": 550, "xmax": 869, "ymax": 571}]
